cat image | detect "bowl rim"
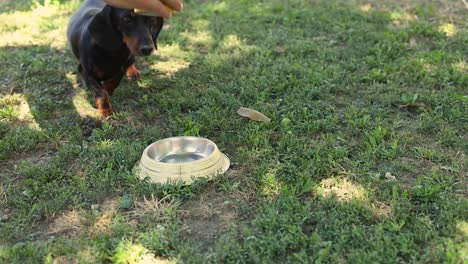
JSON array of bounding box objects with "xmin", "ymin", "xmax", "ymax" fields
[
  {"xmin": 139, "ymin": 153, "xmax": 230, "ymax": 176},
  {"xmin": 142, "ymin": 136, "xmax": 220, "ymax": 166}
]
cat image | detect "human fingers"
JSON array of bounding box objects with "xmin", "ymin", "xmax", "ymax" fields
[
  {"xmin": 148, "ymin": 0, "xmax": 173, "ymax": 18},
  {"xmin": 161, "ymin": 0, "xmax": 184, "ymax": 12},
  {"xmin": 134, "ymin": 0, "xmax": 173, "ymax": 18}
]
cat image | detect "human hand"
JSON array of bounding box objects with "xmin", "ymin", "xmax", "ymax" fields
[{"xmin": 104, "ymin": 0, "xmax": 183, "ymax": 18}]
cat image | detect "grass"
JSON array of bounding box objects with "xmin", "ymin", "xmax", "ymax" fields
[{"xmin": 0, "ymin": 0, "xmax": 467, "ymax": 263}]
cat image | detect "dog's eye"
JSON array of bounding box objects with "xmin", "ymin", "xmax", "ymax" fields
[{"xmin": 123, "ymin": 16, "xmax": 132, "ymax": 24}]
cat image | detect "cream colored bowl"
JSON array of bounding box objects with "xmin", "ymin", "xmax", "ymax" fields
[{"xmin": 138, "ymin": 136, "xmax": 230, "ymax": 184}]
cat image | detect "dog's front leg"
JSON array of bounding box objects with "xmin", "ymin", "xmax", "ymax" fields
[
  {"xmin": 125, "ymin": 57, "xmax": 140, "ymax": 81},
  {"xmin": 102, "ymin": 74, "xmax": 123, "ymax": 96},
  {"xmin": 126, "ymin": 64, "xmax": 141, "ymax": 81},
  {"xmin": 83, "ymin": 73, "xmax": 114, "ymax": 117}
]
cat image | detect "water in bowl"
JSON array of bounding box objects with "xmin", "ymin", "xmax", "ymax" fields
[{"xmin": 160, "ymin": 152, "xmax": 206, "ymax": 163}]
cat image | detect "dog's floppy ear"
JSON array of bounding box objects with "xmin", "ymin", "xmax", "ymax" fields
[
  {"xmin": 149, "ymin": 17, "xmax": 164, "ymax": 50},
  {"xmin": 88, "ymin": 5, "xmax": 122, "ymax": 50}
]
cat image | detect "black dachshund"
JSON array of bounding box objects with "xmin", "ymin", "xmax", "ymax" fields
[{"xmin": 67, "ymin": 0, "xmax": 163, "ymax": 116}]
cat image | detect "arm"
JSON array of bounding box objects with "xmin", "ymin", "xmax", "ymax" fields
[{"xmin": 103, "ymin": 0, "xmax": 183, "ymax": 18}]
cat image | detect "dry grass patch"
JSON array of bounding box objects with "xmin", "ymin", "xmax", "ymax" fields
[
  {"xmin": 48, "ymin": 209, "xmax": 86, "ymax": 236},
  {"xmin": 88, "ymin": 197, "xmax": 119, "ymax": 236},
  {"xmin": 127, "ymin": 194, "xmax": 178, "ymax": 224},
  {"xmin": 317, "ymin": 177, "xmax": 368, "ymax": 202}
]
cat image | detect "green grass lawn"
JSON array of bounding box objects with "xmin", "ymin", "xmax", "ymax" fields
[{"xmin": 0, "ymin": 0, "xmax": 467, "ymax": 263}]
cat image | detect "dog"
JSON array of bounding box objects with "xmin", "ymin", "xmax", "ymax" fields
[{"xmin": 67, "ymin": 0, "xmax": 164, "ymax": 117}]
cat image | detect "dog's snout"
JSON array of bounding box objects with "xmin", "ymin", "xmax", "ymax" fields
[{"xmin": 140, "ymin": 46, "xmax": 154, "ymax": 56}]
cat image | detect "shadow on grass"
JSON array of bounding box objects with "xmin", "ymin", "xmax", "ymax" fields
[
  {"xmin": 0, "ymin": 44, "xmax": 103, "ymax": 160},
  {"xmin": 0, "ymin": 0, "xmax": 76, "ymax": 13}
]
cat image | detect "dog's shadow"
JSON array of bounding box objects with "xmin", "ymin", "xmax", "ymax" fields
[{"xmin": 0, "ymin": 44, "xmax": 104, "ymax": 141}]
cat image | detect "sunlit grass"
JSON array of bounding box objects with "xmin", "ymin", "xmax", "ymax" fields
[
  {"xmin": 360, "ymin": 4, "xmax": 371, "ymax": 12},
  {"xmin": 457, "ymin": 221, "xmax": 468, "ymax": 237},
  {"xmin": 202, "ymin": 34, "xmax": 259, "ymax": 67},
  {"xmin": 439, "ymin": 23, "xmax": 458, "ymax": 37},
  {"xmin": 316, "ymin": 177, "xmax": 368, "ymax": 202},
  {"xmin": 182, "ymin": 30, "xmax": 215, "ymax": 50},
  {"xmin": 66, "ymin": 72, "xmax": 100, "ymax": 118},
  {"xmin": 0, "ymin": 2, "xmax": 75, "ymax": 48},
  {"xmin": 260, "ymin": 167, "xmax": 282, "ymax": 200},
  {"xmin": 112, "ymin": 240, "xmax": 153, "ymax": 264},
  {"xmin": 389, "ymin": 11, "xmax": 417, "ymax": 21},
  {"xmin": 219, "ymin": 34, "xmax": 258, "ymax": 54},
  {"xmin": 71, "ymin": 89, "xmax": 100, "ymax": 118},
  {"xmin": 452, "ymin": 60, "xmax": 467, "ymax": 74},
  {"xmin": 0, "ymin": 94, "xmax": 41, "ymax": 129},
  {"xmin": 207, "ymin": 1, "xmax": 228, "ymax": 13},
  {"xmin": 151, "ymin": 44, "xmax": 191, "ymax": 77}
]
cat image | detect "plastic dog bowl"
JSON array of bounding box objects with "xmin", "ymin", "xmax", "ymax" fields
[{"xmin": 138, "ymin": 136, "xmax": 230, "ymax": 184}]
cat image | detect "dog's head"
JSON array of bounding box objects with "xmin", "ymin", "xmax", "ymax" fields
[{"xmin": 88, "ymin": 6, "xmax": 164, "ymax": 56}]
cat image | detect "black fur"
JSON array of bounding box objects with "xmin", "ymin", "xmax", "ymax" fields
[{"xmin": 67, "ymin": 0, "xmax": 164, "ymax": 116}]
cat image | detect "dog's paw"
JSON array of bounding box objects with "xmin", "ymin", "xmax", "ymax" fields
[
  {"xmin": 126, "ymin": 64, "xmax": 141, "ymax": 81},
  {"xmin": 99, "ymin": 107, "xmax": 115, "ymax": 118}
]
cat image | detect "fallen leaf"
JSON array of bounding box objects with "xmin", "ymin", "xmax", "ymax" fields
[
  {"xmin": 274, "ymin": 45, "xmax": 287, "ymax": 53},
  {"xmin": 409, "ymin": 37, "xmax": 417, "ymax": 48},
  {"xmin": 385, "ymin": 172, "xmax": 397, "ymax": 181},
  {"xmin": 398, "ymin": 103, "xmax": 432, "ymax": 112},
  {"xmin": 360, "ymin": 4, "xmax": 371, "ymax": 12},
  {"xmin": 237, "ymin": 107, "xmax": 271, "ymax": 122}
]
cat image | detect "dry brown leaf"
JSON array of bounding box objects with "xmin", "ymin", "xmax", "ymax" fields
[
  {"xmin": 360, "ymin": 4, "xmax": 371, "ymax": 12},
  {"xmin": 399, "ymin": 103, "xmax": 432, "ymax": 112},
  {"xmin": 274, "ymin": 45, "xmax": 287, "ymax": 53},
  {"xmin": 385, "ymin": 172, "xmax": 397, "ymax": 181},
  {"xmin": 237, "ymin": 107, "xmax": 271, "ymax": 122}
]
